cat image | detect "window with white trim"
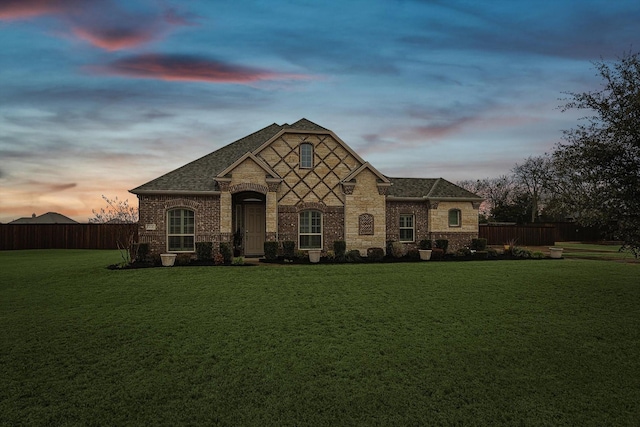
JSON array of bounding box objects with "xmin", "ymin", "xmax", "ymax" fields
[
  {"xmin": 299, "ymin": 210, "xmax": 322, "ymax": 249},
  {"xmin": 167, "ymin": 209, "xmax": 195, "ymax": 251},
  {"xmin": 300, "ymin": 143, "xmax": 313, "ymax": 169},
  {"xmin": 448, "ymin": 209, "xmax": 461, "ymax": 227},
  {"xmin": 399, "ymin": 214, "xmax": 414, "ymax": 242}
]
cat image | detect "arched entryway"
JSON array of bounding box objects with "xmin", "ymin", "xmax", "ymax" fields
[{"xmin": 232, "ymin": 191, "xmax": 266, "ymax": 256}]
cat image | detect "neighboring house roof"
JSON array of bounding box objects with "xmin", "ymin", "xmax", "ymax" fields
[
  {"xmin": 130, "ymin": 119, "xmax": 482, "ymax": 201},
  {"xmin": 9, "ymin": 212, "xmax": 78, "ymax": 224}
]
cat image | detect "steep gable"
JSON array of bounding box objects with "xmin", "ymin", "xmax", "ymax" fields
[{"xmin": 130, "ymin": 123, "xmax": 283, "ymax": 194}]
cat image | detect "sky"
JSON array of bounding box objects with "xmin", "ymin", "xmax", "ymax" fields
[{"xmin": 1, "ymin": 0, "xmax": 639, "ymax": 223}]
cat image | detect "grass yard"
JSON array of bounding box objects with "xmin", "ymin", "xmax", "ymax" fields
[{"xmin": 1, "ymin": 250, "xmax": 639, "ymax": 426}]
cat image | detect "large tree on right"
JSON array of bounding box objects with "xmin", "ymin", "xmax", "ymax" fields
[{"xmin": 552, "ymin": 52, "xmax": 640, "ymax": 256}]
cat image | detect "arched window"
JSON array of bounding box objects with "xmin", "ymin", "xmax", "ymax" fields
[
  {"xmin": 300, "ymin": 143, "xmax": 313, "ymax": 169},
  {"xmin": 448, "ymin": 209, "xmax": 461, "ymax": 227},
  {"xmin": 167, "ymin": 209, "xmax": 195, "ymax": 251},
  {"xmin": 299, "ymin": 210, "xmax": 322, "ymax": 249}
]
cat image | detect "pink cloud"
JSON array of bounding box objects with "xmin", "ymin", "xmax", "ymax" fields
[
  {"xmin": 0, "ymin": 0, "xmax": 77, "ymax": 20},
  {"xmin": 90, "ymin": 54, "xmax": 313, "ymax": 83},
  {"xmin": 71, "ymin": 27, "xmax": 159, "ymax": 51}
]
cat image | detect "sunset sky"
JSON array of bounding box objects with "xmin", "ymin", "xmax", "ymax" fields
[{"xmin": 2, "ymin": 0, "xmax": 639, "ymax": 223}]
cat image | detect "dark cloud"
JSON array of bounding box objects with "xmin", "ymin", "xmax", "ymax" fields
[
  {"xmin": 0, "ymin": 0, "xmax": 196, "ymax": 50},
  {"xmin": 89, "ymin": 54, "xmax": 314, "ymax": 83}
]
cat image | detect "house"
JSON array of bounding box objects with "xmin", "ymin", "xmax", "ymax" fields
[
  {"xmin": 130, "ymin": 119, "xmax": 482, "ymax": 256},
  {"xmin": 9, "ymin": 212, "xmax": 78, "ymax": 224}
]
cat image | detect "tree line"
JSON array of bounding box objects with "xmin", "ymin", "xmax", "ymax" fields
[{"xmin": 457, "ymin": 52, "xmax": 640, "ymax": 257}]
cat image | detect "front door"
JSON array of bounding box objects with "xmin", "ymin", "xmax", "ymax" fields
[{"xmin": 244, "ymin": 205, "xmax": 265, "ymax": 256}]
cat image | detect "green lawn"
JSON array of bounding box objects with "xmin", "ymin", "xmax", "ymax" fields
[{"xmin": 1, "ymin": 250, "xmax": 639, "ymax": 426}]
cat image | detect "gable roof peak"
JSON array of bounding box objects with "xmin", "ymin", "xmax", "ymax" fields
[{"xmin": 287, "ymin": 118, "xmax": 329, "ymax": 132}]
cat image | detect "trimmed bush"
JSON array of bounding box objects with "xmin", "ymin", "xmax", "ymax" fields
[
  {"xmin": 232, "ymin": 257, "xmax": 245, "ymax": 265},
  {"xmin": 471, "ymin": 238, "xmax": 487, "ymax": 251},
  {"xmin": 176, "ymin": 254, "xmax": 192, "ymax": 266},
  {"xmin": 282, "ymin": 241, "xmax": 296, "ymax": 260},
  {"xmin": 418, "ymin": 239, "xmax": 432, "ymax": 250},
  {"xmin": 455, "ymin": 247, "xmax": 472, "ymax": 257},
  {"xmin": 196, "ymin": 242, "xmax": 213, "ymax": 261},
  {"xmin": 333, "ymin": 241, "xmax": 347, "ymax": 259},
  {"xmin": 431, "ymin": 248, "xmax": 445, "ymax": 260},
  {"xmin": 532, "ymin": 251, "xmax": 546, "ymax": 259},
  {"xmin": 263, "ymin": 241, "xmax": 279, "ymax": 261},
  {"xmin": 435, "ymin": 239, "xmax": 449, "ymax": 252},
  {"xmin": 134, "ymin": 243, "xmax": 150, "ymax": 263},
  {"xmin": 219, "ymin": 242, "xmax": 233, "ymax": 265},
  {"xmin": 406, "ymin": 248, "xmax": 420, "ymax": 260},
  {"xmin": 487, "ymin": 248, "xmax": 498, "ymax": 259},
  {"xmin": 387, "ymin": 241, "xmax": 404, "ymax": 258},
  {"xmin": 367, "ymin": 247, "xmax": 385, "ymax": 262},
  {"xmin": 345, "ymin": 249, "xmax": 362, "ymax": 263}
]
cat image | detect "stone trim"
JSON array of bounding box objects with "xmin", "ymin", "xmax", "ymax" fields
[
  {"xmin": 229, "ymin": 183, "xmax": 268, "ymax": 195},
  {"xmin": 163, "ymin": 198, "xmax": 203, "ymax": 210}
]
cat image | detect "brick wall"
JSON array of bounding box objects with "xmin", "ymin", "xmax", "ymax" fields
[
  {"xmin": 278, "ymin": 205, "xmax": 344, "ymax": 252},
  {"xmin": 137, "ymin": 194, "xmax": 220, "ymax": 255},
  {"xmin": 385, "ymin": 200, "xmax": 429, "ymax": 248}
]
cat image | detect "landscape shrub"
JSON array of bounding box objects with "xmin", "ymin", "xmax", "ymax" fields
[
  {"xmin": 219, "ymin": 242, "xmax": 233, "ymax": 265},
  {"xmin": 455, "ymin": 247, "xmax": 472, "ymax": 257},
  {"xmin": 418, "ymin": 239, "xmax": 432, "ymax": 250},
  {"xmin": 512, "ymin": 247, "xmax": 532, "ymax": 259},
  {"xmin": 282, "ymin": 241, "xmax": 296, "ymax": 260},
  {"xmin": 386, "ymin": 241, "xmax": 404, "ymax": 258},
  {"xmin": 435, "ymin": 239, "xmax": 449, "ymax": 252},
  {"xmin": 232, "ymin": 257, "xmax": 245, "ymax": 265},
  {"xmin": 176, "ymin": 254, "xmax": 192, "ymax": 266},
  {"xmin": 487, "ymin": 248, "xmax": 498, "ymax": 259},
  {"xmin": 366, "ymin": 247, "xmax": 385, "ymax": 262},
  {"xmin": 532, "ymin": 251, "xmax": 546, "ymax": 259},
  {"xmin": 213, "ymin": 252, "xmax": 225, "ymax": 266},
  {"xmin": 333, "ymin": 241, "xmax": 347, "ymax": 259},
  {"xmin": 263, "ymin": 241, "xmax": 279, "ymax": 261},
  {"xmin": 471, "ymin": 238, "xmax": 487, "ymax": 251},
  {"xmin": 195, "ymin": 242, "xmax": 213, "ymax": 261},
  {"xmin": 431, "ymin": 248, "xmax": 445, "ymax": 260},
  {"xmin": 134, "ymin": 243, "xmax": 150, "ymax": 263},
  {"xmin": 295, "ymin": 250, "xmax": 307, "ymax": 261},
  {"xmin": 406, "ymin": 248, "xmax": 420, "ymax": 260},
  {"xmin": 345, "ymin": 249, "xmax": 362, "ymax": 263},
  {"xmin": 473, "ymin": 251, "xmax": 489, "ymax": 260}
]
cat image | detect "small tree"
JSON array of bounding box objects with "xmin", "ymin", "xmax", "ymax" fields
[{"xmin": 90, "ymin": 195, "xmax": 139, "ymax": 264}]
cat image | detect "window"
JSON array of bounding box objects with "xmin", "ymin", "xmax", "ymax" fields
[
  {"xmin": 399, "ymin": 214, "xmax": 414, "ymax": 242},
  {"xmin": 167, "ymin": 209, "xmax": 195, "ymax": 251},
  {"xmin": 449, "ymin": 209, "xmax": 461, "ymax": 227},
  {"xmin": 299, "ymin": 210, "xmax": 322, "ymax": 249},
  {"xmin": 300, "ymin": 143, "xmax": 313, "ymax": 169}
]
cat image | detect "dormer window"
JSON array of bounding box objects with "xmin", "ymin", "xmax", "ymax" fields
[{"xmin": 300, "ymin": 143, "xmax": 313, "ymax": 169}]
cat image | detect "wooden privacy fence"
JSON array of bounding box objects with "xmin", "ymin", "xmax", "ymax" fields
[
  {"xmin": 479, "ymin": 222, "xmax": 604, "ymax": 246},
  {"xmin": 0, "ymin": 224, "xmax": 138, "ymax": 250}
]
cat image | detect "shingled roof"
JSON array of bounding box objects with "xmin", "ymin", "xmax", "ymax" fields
[
  {"xmin": 131, "ymin": 119, "xmax": 328, "ymax": 193},
  {"xmin": 130, "ymin": 119, "xmax": 482, "ymax": 201},
  {"xmin": 387, "ymin": 177, "xmax": 482, "ymax": 200}
]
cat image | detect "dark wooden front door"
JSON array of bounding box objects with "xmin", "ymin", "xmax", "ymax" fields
[{"xmin": 244, "ymin": 205, "xmax": 265, "ymax": 256}]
